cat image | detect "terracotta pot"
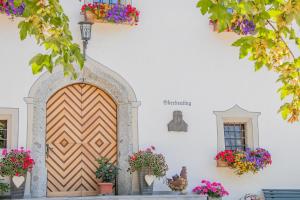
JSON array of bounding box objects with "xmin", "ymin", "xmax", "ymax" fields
[
  {"xmin": 98, "ymin": 182, "xmax": 113, "ymax": 195},
  {"xmin": 217, "ymin": 160, "xmax": 229, "ymax": 167},
  {"xmin": 85, "ymin": 11, "xmax": 95, "ymax": 22}
]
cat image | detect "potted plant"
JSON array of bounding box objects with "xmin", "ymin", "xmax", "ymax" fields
[
  {"xmin": 215, "ymin": 148, "xmax": 272, "ymax": 175},
  {"xmin": 95, "ymin": 157, "xmax": 119, "ymax": 195},
  {"xmin": 128, "ymin": 146, "xmax": 168, "ymax": 195},
  {"xmin": 0, "ymin": 148, "xmax": 34, "ymax": 199},
  {"xmin": 193, "ymin": 180, "xmax": 229, "ymax": 200}
]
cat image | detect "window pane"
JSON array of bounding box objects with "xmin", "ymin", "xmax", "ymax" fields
[
  {"xmin": 96, "ymin": 0, "xmax": 118, "ymax": 4},
  {"xmin": 224, "ymin": 123, "xmax": 246, "ymax": 151},
  {"xmin": 234, "ymin": 125, "xmax": 241, "ymax": 131},
  {"xmin": 0, "ymin": 120, "xmax": 7, "ymax": 148},
  {"xmin": 225, "ymin": 139, "xmax": 231, "ymax": 146},
  {"xmin": 0, "ymin": 120, "xmax": 7, "ymax": 129},
  {"xmin": 235, "ymin": 131, "xmax": 241, "ymax": 138},
  {"xmin": 224, "ymin": 130, "xmax": 230, "ymax": 138},
  {"xmin": 236, "ymin": 139, "xmax": 242, "ymax": 146}
]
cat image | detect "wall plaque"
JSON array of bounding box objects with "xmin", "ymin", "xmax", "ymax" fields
[{"xmin": 168, "ymin": 111, "xmax": 188, "ymax": 132}]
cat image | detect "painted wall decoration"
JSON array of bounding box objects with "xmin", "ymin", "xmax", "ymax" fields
[{"xmin": 168, "ymin": 111, "xmax": 188, "ymax": 132}]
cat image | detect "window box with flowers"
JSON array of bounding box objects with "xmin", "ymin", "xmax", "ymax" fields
[
  {"xmin": 208, "ymin": 9, "xmax": 255, "ymax": 35},
  {"xmin": 215, "ymin": 148, "xmax": 272, "ymax": 175},
  {"xmin": 81, "ymin": 0, "xmax": 140, "ymax": 25},
  {"xmin": 128, "ymin": 146, "xmax": 168, "ymax": 195},
  {"xmin": 0, "ymin": 0, "xmax": 25, "ymax": 18},
  {"xmin": 0, "ymin": 148, "xmax": 35, "ymax": 199}
]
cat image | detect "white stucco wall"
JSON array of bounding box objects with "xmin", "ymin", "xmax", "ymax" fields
[{"xmin": 0, "ymin": 0, "xmax": 300, "ymax": 199}]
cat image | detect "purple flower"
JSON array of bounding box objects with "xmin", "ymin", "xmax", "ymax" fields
[
  {"xmin": 243, "ymin": 148, "xmax": 272, "ymax": 171},
  {"xmin": 0, "ymin": 0, "xmax": 25, "ymax": 17},
  {"xmin": 231, "ymin": 17, "xmax": 256, "ymax": 35},
  {"xmin": 105, "ymin": 3, "xmax": 132, "ymax": 24}
]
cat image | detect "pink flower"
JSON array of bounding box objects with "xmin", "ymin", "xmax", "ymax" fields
[
  {"xmin": 193, "ymin": 180, "xmax": 229, "ymax": 197},
  {"xmin": 2, "ymin": 149, "xmax": 7, "ymax": 156}
]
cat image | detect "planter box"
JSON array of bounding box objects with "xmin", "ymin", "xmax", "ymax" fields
[
  {"xmin": 138, "ymin": 169, "xmax": 154, "ymax": 195},
  {"xmin": 10, "ymin": 176, "xmax": 26, "ymax": 199},
  {"xmin": 216, "ymin": 160, "xmax": 228, "ymax": 167},
  {"xmin": 84, "ymin": 11, "xmax": 136, "ymax": 25}
]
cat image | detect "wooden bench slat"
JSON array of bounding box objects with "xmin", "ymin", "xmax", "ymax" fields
[
  {"xmin": 263, "ymin": 189, "xmax": 300, "ymax": 199},
  {"xmin": 263, "ymin": 190, "xmax": 300, "ymax": 191},
  {"xmin": 264, "ymin": 192, "xmax": 300, "ymax": 195},
  {"xmin": 265, "ymin": 198, "xmax": 300, "ymax": 200}
]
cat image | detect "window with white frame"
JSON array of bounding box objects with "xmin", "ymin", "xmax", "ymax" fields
[
  {"xmin": 224, "ymin": 123, "xmax": 246, "ymax": 150},
  {"xmin": 214, "ymin": 105, "xmax": 260, "ymax": 151},
  {"xmin": 0, "ymin": 120, "xmax": 8, "ymax": 148},
  {"xmin": 0, "ymin": 108, "xmax": 19, "ymax": 150}
]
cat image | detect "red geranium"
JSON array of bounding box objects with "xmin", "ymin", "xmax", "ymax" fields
[
  {"xmin": 215, "ymin": 150, "xmax": 235, "ymax": 164},
  {"xmin": 0, "ymin": 147, "xmax": 35, "ymax": 177}
]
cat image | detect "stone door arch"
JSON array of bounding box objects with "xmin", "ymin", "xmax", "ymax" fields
[{"xmin": 25, "ymin": 57, "xmax": 140, "ymax": 197}]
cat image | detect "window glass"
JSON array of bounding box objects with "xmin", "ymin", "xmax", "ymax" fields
[
  {"xmin": 95, "ymin": 0, "xmax": 118, "ymax": 4},
  {"xmin": 0, "ymin": 120, "xmax": 7, "ymax": 148},
  {"xmin": 224, "ymin": 123, "xmax": 246, "ymax": 151}
]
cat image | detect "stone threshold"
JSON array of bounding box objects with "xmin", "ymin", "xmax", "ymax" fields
[{"xmin": 15, "ymin": 194, "xmax": 207, "ymax": 200}]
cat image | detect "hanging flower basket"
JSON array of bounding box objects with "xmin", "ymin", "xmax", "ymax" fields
[
  {"xmin": 81, "ymin": 1, "xmax": 139, "ymax": 25},
  {"xmin": 208, "ymin": 8, "xmax": 255, "ymax": 35}
]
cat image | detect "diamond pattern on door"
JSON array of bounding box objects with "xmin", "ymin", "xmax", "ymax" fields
[{"xmin": 46, "ymin": 83, "xmax": 117, "ymax": 197}]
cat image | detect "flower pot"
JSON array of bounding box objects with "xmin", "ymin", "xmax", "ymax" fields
[
  {"xmin": 98, "ymin": 182, "xmax": 113, "ymax": 195},
  {"xmin": 217, "ymin": 160, "xmax": 229, "ymax": 167},
  {"xmin": 208, "ymin": 197, "xmax": 222, "ymax": 200},
  {"xmin": 138, "ymin": 169, "xmax": 154, "ymax": 195},
  {"xmin": 85, "ymin": 11, "xmax": 95, "ymax": 22},
  {"xmin": 10, "ymin": 175, "xmax": 26, "ymax": 199}
]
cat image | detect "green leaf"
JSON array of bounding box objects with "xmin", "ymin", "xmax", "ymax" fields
[
  {"xmin": 255, "ymin": 61, "xmax": 264, "ymax": 71},
  {"xmin": 197, "ymin": 0, "xmax": 212, "ymax": 15},
  {"xmin": 296, "ymin": 14, "xmax": 300, "ymax": 27},
  {"xmin": 279, "ymin": 104, "xmax": 290, "ymax": 120},
  {"xmin": 18, "ymin": 22, "xmax": 28, "ymax": 40},
  {"xmin": 268, "ymin": 10, "xmax": 282, "ymax": 18},
  {"xmin": 13, "ymin": 0, "xmax": 23, "ymax": 7}
]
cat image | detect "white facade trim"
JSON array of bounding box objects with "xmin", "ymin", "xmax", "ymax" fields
[{"xmin": 214, "ymin": 105, "xmax": 261, "ymax": 152}]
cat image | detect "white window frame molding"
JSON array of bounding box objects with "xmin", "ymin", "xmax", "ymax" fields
[
  {"xmin": 0, "ymin": 108, "xmax": 19, "ymax": 150},
  {"xmin": 214, "ymin": 105, "xmax": 260, "ymax": 152}
]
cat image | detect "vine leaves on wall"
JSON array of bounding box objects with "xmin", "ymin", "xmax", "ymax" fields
[
  {"xmin": 9, "ymin": 0, "xmax": 84, "ymax": 79},
  {"xmin": 197, "ymin": 0, "xmax": 300, "ymax": 123}
]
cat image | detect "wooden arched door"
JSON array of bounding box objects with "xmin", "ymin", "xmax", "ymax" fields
[{"xmin": 46, "ymin": 83, "xmax": 117, "ymax": 197}]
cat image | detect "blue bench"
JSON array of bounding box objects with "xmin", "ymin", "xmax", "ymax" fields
[{"xmin": 263, "ymin": 189, "xmax": 300, "ymax": 199}]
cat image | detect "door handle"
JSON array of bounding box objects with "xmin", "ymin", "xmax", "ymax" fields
[{"xmin": 46, "ymin": 144, "xmax": 53, "ymax": 157}]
